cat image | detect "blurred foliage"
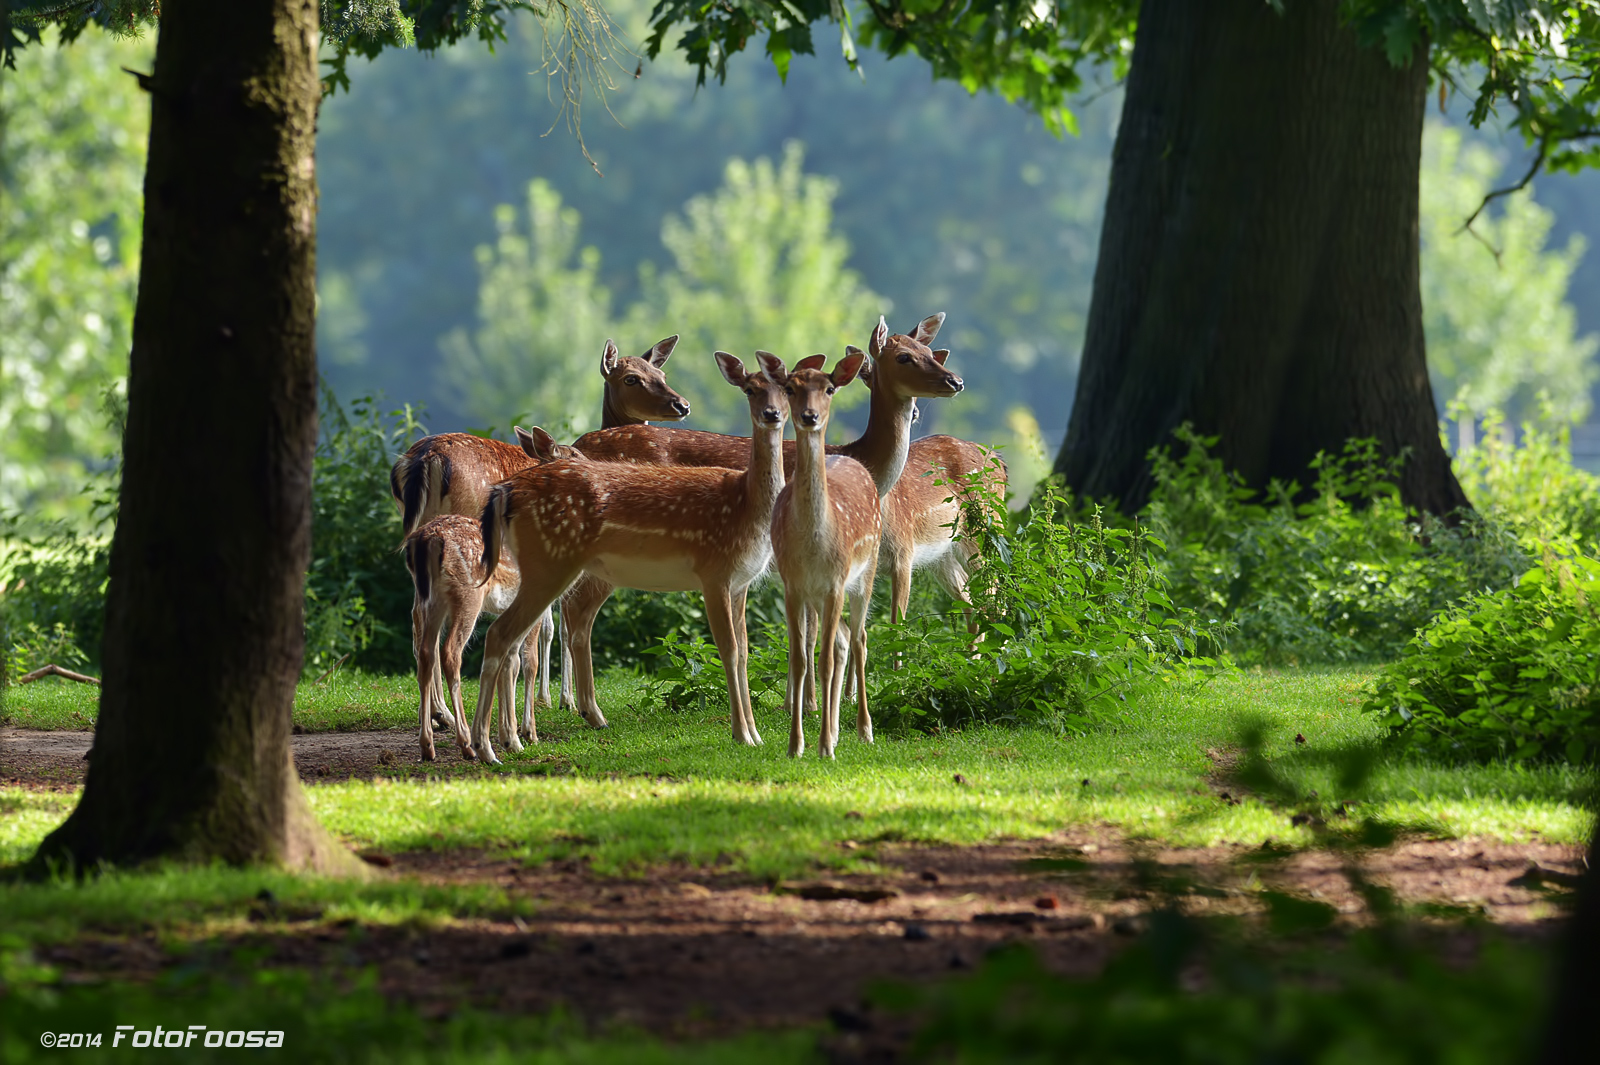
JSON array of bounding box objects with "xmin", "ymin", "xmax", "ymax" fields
[
  {"xmin": 1142, "ymin": 426, "xmax": 1525, "ymax": 667},
  {"xmin": 1454, "ymin": 405, "xmax": 1600, "ymax": 551},
  {"xmin": 1421, "ymin": 123, "xmax": 1597, "ymax": 424},
  {"xmin": 0, "ymin": 25, "xmax": 147, "ymax": 523},
  {"xmin": 441, "ymin": 144, "xmax": 882, "ymax": 435},
  {"xmin": 1365, "ymin": 551, "xmax": 1600, "ymax": 765},
  {"xmin": 438, "ymin": 179, "xmax": 616, "ymax": 436},
  {"xmin": 0, "ymin": 522, "xmax": 109, "ymax": 684}
]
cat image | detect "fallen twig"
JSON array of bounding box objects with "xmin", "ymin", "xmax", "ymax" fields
[{"xmin": 16, "ymin": 664, "xmax": 101, "ymax": 686}]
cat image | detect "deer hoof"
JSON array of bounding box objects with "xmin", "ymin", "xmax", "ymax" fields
[{"xmin": 420, "ymin": 741, "xmax": 436, "ymax": 762}]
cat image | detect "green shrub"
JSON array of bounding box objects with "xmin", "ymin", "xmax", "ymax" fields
[
  {"xmin": 0, "ymin": 521, "xmax": 110, "ymax": 684},
  {"xmin": 306, "ymin": 387, "xmax": 425, "ymax": 677},
  {"xmin": 1144, "ymin": 426, "xmax": 1524, "ymax": 665},
  {"xmin": 1363, "ymin": 552, "xmax": 1600, "ymax": 764},
  {"xmin": 867, "ymin": 481, "xmax": 1227, "ymax": 733}
]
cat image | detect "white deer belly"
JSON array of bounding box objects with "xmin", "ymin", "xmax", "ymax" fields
[{"xmin": 586, "ymin": 552, "xmax": 701, "ymax": 593}]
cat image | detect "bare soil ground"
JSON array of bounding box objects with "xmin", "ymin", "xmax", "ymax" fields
[{"xmin": 7, "ymin": 727, "xmax": 1587, "ymax": 1048}]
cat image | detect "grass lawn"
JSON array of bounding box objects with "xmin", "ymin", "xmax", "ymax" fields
[
  {"xmin": 2, "ymin": 666, "xmax": 1590, "ymax": 1064},
  {"xmin": 5, "ymin": 666, "xmax": 1593, "ymax": 877}
]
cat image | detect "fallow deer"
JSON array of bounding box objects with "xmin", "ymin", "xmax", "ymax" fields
[
  {"xmin": 468, "ymin": 351, "xmax": 792, "ymax": 764},
  {"xmin": 766, "ymin": 350, "xmax": 881, "ymax": 759},
  {"xmin": 556, "ymin": 315, "xmax": 962, "ymax": 720},
  {"xmin": 390, "ymin": 335, "xmax": 688, "ymax": 716},
  {"xmin": 403, "ymin": 428, "xmax": 582, "ymax": 760}
]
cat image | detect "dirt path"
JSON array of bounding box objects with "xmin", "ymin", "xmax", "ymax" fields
[{"xmin": 2, "ymin": 726, "xmax": 416, "ymax": 787}]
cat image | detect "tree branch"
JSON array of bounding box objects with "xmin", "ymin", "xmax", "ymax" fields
[{"xmin": 15, "ymin": 663, "xmax": 101, "ymax": 686}]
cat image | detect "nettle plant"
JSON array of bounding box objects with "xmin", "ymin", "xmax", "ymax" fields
[
  {"xmin": 1364, "ymin": 552, "xmax": 1600, "ymax": 765},
  {"xmin": 867, "ymin": 468, "xmax": 1228, "ymax": 734}
]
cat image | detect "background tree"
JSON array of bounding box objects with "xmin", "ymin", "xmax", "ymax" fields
[{"xmin": 1421, "ymin": 123, "xmax": 1598, "ymax": 427}]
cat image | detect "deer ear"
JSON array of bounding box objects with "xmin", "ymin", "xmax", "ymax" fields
[
  {"xmin": 932, "ymin": 348, "xmax": 950, "ymax": 366},
  {"xmin": 848, "ymin": 346, "xmax": 874, "ymax": 387},
  {"xmin": 647, "ymin": 334, "xmax": 679, "ymax": 367},
  {"xmin": 913, "ymin": 312, "xmax": 946, "ymax": 345},
  {"xmin": 514, "ymin": 426, "xmax": 539, "ymax": 458},
  {"xmin": 869, "ymin": 315, "xmax": 889, "ymax": 357},
  {"xmin": 714, "ymin": 350, "xmax": 746, "ymax": 386},
  {"xmin": 755, "ymin": 350, "xmax": 788, "ymax": 384},
  {"xmin": 832, "ymin": 350, "xmax": 866, "ymax": 387},
  {"xmin": 600, "ymin": 339, "xmax": 620, "ymax": 376},
  {"xmin": 795, "ymin": 353, "xmax": 828, "ymax": 372}
]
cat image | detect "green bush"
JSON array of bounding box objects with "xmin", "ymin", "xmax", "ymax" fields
[
  {"xmin": 867, "ymin": 481, "xmax": 1226, "ymax": 733},
  {"xmin": 0, "ymin": 521, "xmax": 110, "ymax": 684},
  {"xmin": 1363, "ymin": 552, "xmax": 1600, "ymax": 764},
  {"xmin": 1144, "ymin": 426, "xmax": 1525, "ymax": 665}
]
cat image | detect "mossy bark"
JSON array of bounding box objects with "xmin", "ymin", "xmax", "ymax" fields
[
  {"xmin": 30, "ymin": 0, "xmax": 362, "ymax": 877},
  {"xmin": 1054, "ymin": 0, "xmax": 1468, "ymax": 516}
]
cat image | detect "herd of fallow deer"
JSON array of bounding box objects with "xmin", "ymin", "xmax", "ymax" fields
[{"xmin": 389, "ymin": 315, "xmax": 1005, "ymax": 763}]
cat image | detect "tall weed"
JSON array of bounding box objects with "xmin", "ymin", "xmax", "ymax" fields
[{"xmin": 1453, "ymin": 405, "xmax": 1600, "ymax": 551}]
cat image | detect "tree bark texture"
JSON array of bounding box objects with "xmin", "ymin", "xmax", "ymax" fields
[
  {"xmin": 32, "ymin": 0, "xmax": 360, "ymax": 874},
  {"xmin": 1055, "ymin": 0, "xmax": 1468, "ymax": 516}
]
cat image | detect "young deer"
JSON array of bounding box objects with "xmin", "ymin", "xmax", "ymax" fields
[
  {"xmin": 766, "ymin": 351, "xmax": 882, "ymax": 759},
  {"xmin": 556, "ymin": 315, "xmax": 961, "ymax": 720},
  {"xmin": 468, "ymin": 352, "xmax": 792, "ymax": 764},
  {"xmin": 403, "ymin": 428, "xmax": 581, "ymax": 761}
]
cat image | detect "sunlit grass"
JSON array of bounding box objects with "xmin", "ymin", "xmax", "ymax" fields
[{"xmin": 5, "ymin": 668, "xmax": 1591, "ymax": 882}]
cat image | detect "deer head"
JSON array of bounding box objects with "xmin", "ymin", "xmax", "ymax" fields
[
  {"xmin": 763, "ymin": 350, "xmax": 865, "ymax": 435},
  {"xmin": 599, "ymin": 336, "xmax": 692, "ymax": 422},
  {"xmin": 715, "ymin": 351, "xmax": 790, "ymax": 430},
  {"xmin": 514, "ymin": 425, "xmax": 585, "ymax": 463},
  {"xmin": 857, "ymin": 313, "xmax": 962, "ymax": 401}
]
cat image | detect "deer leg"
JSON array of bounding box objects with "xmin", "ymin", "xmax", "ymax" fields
[
  {"xmin": 518, "ymin": 622, "xmax": 544, "ymax": 743},
  {"xmin": 816, "ymin": 591, "xmax": 845, "ymax": 759},
  {"xmin": 536, "ymin": 608, "xmax": 554, "ymax": 707},
  {"xmin": 702, "ymin": 585, "xmax": 754, "ymax": 747},
  {"xmin": 414, "ymin": 601, "xmax": 440, "ymax": 762},
  {"xmin": 441, "ymin": 601, "xmax": 477, "ymax": 759},
  {"xmin": 559, "ymin": 606, "xmax": 575, "ymax": 711},
  {"xmin": 732, "ymin": 585, "xmax": 761, "ymax": 746},
  {"xmin": 785, "ymin": 598, "xmax": 809, "ymax": 759},
  {"xmin": 473, "ymin": 577, "xmax": 564, "ymax": 764},
  {"xmin": 562, "ymin": 575, "xmax": 615, "ymax": 729},
  {"xmin": 852, "ymin": 556, "xmax": 878, "ymax": 744},
  {"xmin": 500, "ymin": 649, "xmax": 525, "ymax": 755}
]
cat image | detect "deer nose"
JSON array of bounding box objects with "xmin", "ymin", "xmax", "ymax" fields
[
  {"xmin": 763, "ymin": 407, "xmax": 782, "ymax": 423},
  {"xmin": 800, "ymin": 410, "xmax": 819, "ymax": 427},
  {"xmin": 945, "ymin": 374, "xmax": 964, "ymax": 393},
  {"xmin": 671, "ymin": 400, "xmax": 691, "ymax": 417}
]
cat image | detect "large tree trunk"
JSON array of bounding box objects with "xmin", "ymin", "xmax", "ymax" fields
[
  {"xmin": 1055, "ymin": 0, "xmax": 1467, "ymax": 516},
  {"xmin": 30, "ymin": 0, "xmax": 360, "ymax": 875}
]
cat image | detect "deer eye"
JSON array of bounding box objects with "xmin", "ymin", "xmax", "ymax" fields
[
  {"xmin": 826, "ymin": 386, "xmax": 836, "ymax": 395},
  {"xmin": 625, "ymin": 374, "xmax": 641, "ymax": 386}
]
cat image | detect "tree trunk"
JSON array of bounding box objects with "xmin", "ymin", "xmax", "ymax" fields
[
  {"xmin": 30, "ymin": 0, "xmax": 361, "ymax": 875},
  {"xmin": 1055, "ymin": 0, "xmax": 1468, "ymax": 516}
]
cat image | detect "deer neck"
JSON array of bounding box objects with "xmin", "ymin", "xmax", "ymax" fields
[
  {"xmin": 746, "ymin": 421, "xmax": 785, "ymax": 521},
  {"xmin": 792, "ymin": 428, "xmax": 832, "ymax": 530},
  {"xmin": 841, "ymin": 382, "xmax": 915, "ymax": 498},
  {"xmin": 601, "ymin": 388, "xmax": 646, "ymax": 430}
]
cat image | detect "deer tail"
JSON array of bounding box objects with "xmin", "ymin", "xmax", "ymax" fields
[
  {"xmin": 479, "ymin": 484, "xmax": 509, "ymax": 588},
  {"xmin": 397, "ymin": 443, "xmax": 452, "ymax": 535}
]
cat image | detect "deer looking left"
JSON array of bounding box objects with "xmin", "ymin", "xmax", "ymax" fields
[{"xmin": 388, "ymin": 336, "xmax": 687, "ymax": 755}]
